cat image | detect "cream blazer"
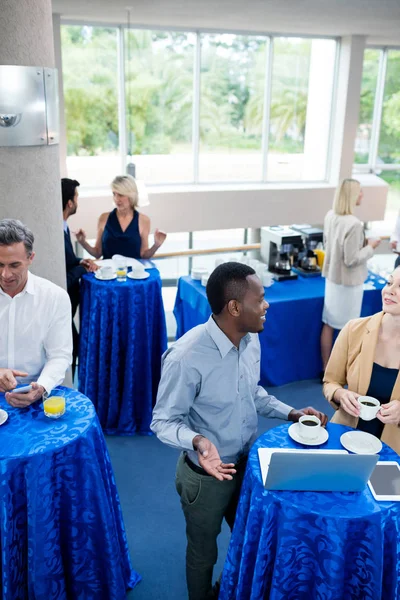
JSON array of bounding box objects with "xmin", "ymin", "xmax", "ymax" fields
[{"xmin": 323, "ymin": 311, "xmax": 400, "ymax": 455}]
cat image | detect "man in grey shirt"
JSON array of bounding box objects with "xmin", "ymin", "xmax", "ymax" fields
[{"xmin": 151, "ymin": 262, "xmax": 327, "ymax": 600}]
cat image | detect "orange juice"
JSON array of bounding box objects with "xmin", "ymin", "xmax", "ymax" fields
[
  {"xmin": 43, "ymin": 396, "xmax": 65, "ymax": 418},
  {"xmin": 314, "ymin": 249, "xmax": 325, "ymax": 269}
]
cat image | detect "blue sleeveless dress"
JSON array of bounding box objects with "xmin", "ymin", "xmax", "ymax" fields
[{"xmin": 102, "ymin": 209, "xmax": 142, "ymax": 259}]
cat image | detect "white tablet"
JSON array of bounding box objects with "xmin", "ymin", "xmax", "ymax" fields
[{"xmin": 368, "ymin": 461, "xmax": 400, "ymax": 501}]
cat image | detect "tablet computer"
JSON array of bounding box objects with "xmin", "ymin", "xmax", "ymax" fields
[{"xmin": 368, "ymin": 462, "xmax": 400, "ymax": 501}]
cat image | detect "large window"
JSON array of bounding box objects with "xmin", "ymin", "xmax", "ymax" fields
[
  {"xmin": 379, "ymin": 50, "xmax": 400, "ymax": 165},
  {"xmin": 62, "ymin": 26, "xmax": 119, "ymax": 189},
  {"xmin": 354, "ymin": 49, "xmax": 381, "ymax": 165},
  {"xmin": 61, "ymin": 25, "xmax": 337, "ymax": 187},
  {"xmin": 268, "ymin": 38, "xmax": 336, "ymax": 181},
  {"xmin": 199, "ymin": 34, "xmax": 267, "ymax": 182},
  {"xmin": 124, "ymin": 30, "xmax": 195, "ymax": 183}
]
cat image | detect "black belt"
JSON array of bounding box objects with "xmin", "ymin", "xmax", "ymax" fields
[
  {"xmin": 184, "ymin": 452, "xmax": 248, "ymax": 477},
  {"xmin": 184, "ymin": 453, "xmax": 211, "ymax": 476}
]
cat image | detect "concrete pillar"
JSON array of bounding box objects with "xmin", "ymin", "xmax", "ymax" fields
[
  {"xmin": 0, "ymin": 0, "xmax": 66, "ymax": 289},
  {"xmin": 329, "ymin": 36, "xmax": 366, "ymax": 183}
]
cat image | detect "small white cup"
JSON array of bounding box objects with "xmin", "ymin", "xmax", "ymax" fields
[
  {"xmin": 298, "ymin": 415, "xmax": 321, "ymax": 441},
  {"xmin": 358, "ymin": 396, "xmax": 380, "ymax": 421},
  {"xmin": 131, "ymin": 268, "xmax": 144, "ymax": 278},
  {"xmin": 100, "ymin": 265, "xmax": 113, "ymax": 278}
]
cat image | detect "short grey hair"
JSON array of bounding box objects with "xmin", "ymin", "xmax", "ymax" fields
[{"xmin": 0, "ymin": 219, "xmax": 34, "ymax": 256}]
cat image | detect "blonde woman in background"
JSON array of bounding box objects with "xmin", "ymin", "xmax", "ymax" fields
[
  {"xmin": 320, "ymin": 178, "xmax": 381, "ymax": 374},
  {"xmin": 76, "ymin": 175, "xmax": 166, "ymax": 259}
]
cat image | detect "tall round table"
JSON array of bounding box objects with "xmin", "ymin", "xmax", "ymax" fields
[
  {"xmin": 79, "ymin": 269, "xmax": 167, "ymax": 434},
  {"xmin": 0, "ymin": 387, "xmax": 141, "ymax": 599},
  {"xmin": 219, "ymin": 423, "xmax": 400, "ymax": 600}
]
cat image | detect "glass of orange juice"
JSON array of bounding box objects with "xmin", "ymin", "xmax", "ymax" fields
[{"xmin": 43, "ymin": 393, "xmax": 66, "ymax": 419}]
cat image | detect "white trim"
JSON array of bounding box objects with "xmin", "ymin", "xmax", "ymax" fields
[
  {"xmin": 117, "ymin": 26, "xmax": 127, "ymax": 173},
  {"xmin": 369, "ymin": 48, "xmax": 387, "ymax": 168},
  {"xmin": 192, "ymin": 33, "xmax": 201, "ymax": 183},
  {"xmin": 261, "ymin": 38, "xmax": 273, "ymax": 181}
]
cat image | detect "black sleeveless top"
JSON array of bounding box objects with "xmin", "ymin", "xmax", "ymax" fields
[
  {"xmin": 356, "ymin": 362, "xmax": 399, "ymax": 439},
  {"xmin": 101, "ymin": 209, "xmax": 141, "ymax": 259}
]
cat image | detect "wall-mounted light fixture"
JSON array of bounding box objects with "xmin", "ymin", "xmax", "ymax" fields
[{"xmin": 0, "ymin": 65, "xmax": 59, "ymax": 146}]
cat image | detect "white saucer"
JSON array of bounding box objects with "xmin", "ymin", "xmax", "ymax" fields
[
  {"xmin": 0, "ymin": 409, "xmax": 8, "ymax": 426},
  {"xmin": 340, "ymin": 431, "xmax": 382, "ymax": 454},
  {"xmin": 95, "ymin": 272, "xmax": 117, "ymax": 281},
  {"xmin": 288, "ymin": 422, "xmax": 329, "ymax": 446},
  {"xmin": 127, "ymin": 271, "xmax": 149, "ymax": 280}
]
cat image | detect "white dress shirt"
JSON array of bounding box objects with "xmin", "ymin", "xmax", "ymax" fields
[
  {"xmin": 0, "ymin": 272, "xmax": 72, "ymax": 393},
  {"xmin": 151, "ymin": 316, "xmax": 293, "ymax": 464}
]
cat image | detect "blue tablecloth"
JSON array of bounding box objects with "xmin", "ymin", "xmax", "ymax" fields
[
  {"xmin": 219, "ymin": 423, "xmax": 400, "ymax": 600},
  {"xmin": 174, "ymin": 273, "xmax": 385, "ymax": 386},
  {"xmin": 0, "ymin": 387, "xmax": 140, "ymax": 600},
  {"xmin": 79, "ymin": 269, "xmax": 167, "ymax": 434}
]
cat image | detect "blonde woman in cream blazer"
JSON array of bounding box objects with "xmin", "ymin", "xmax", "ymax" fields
[
  {"xmin": 323, "ymin": 267, "xmax": 400, "ymax": 455},
  {"xmin": 320, "ymin": 178, "xmax": 380, "ymax": 372}
]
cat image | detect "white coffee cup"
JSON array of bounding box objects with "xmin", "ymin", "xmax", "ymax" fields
[
  {"xmin": 358, "ymin": 396, "xmax": 380, "ymax": 421},
  {"xmin": 298, "ymin": 414, "xmax": 321, "ymax": 441},
  {"xmin": 100, "ymin": 265, "xmax": 113, "ymax": 278},
  {"xmin": 131, "ymin": 267, "xmax": 145, "ymax": 278}
]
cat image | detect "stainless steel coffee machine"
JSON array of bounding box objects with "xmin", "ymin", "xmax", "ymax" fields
[
  {"xmin": 291, "ymin": 224, "xmax": 324, "ymax": 277},
  {"xmin": 260, "ymin": 226, "xmax": 303, "ymax": 281}
]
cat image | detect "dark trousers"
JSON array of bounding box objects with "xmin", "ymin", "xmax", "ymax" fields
[
  {"xmin": 68, "ymin": 283, "xmax": 80, "ymax": 379},
  {"xmin": 395, "ymin": 255, "xmax": 400, "ymax": 269},
  {"xmin": 175, "ymin": 453, "xmax": 247, "ymax": 600}
]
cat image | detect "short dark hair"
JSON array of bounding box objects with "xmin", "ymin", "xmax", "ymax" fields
[
  {"xmin": 0, "ymin": 219, "xmax": 34, "ymax": 255},
  {"xmin": 61, "ymin": 178, "xmax": 80, "ymax": 210},
  {"xmin": 206, "ymin": 262, "xmax": 256, "ymax": 315}
]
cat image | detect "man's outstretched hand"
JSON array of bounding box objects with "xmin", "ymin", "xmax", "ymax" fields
[{"xmin": 193, "ymin": 435, "xmax": 236, "ymax": 481}]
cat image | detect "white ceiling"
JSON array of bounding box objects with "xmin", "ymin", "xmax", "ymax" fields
[{"xmin": 52, "ymin": 0, "xmax": 400, "ymax": 45}]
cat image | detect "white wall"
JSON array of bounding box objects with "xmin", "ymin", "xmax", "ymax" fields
[{"xmin": 69, "ymin": 174, "xmax": 388, "ymax": 238}]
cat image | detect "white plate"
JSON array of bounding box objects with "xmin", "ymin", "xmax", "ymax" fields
[
  {"xmin": 95, "ymin": 272, "xmax": 117, "ymax": 281},
  {"xmin": 340, "ymin": 431, "xmax": 382, "ymax": 454},
  {"xmin": 127, "ymin": 271, "xmax": 150, "ymax": 280},
  {"xmin": 0, "ymin": 409, "xmax": 8, "ymax": 426},
  {"xmin": 288, "ymin": 422, "xmax": 329, "ymax": 446}
]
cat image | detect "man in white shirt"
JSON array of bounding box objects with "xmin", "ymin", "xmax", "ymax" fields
[
  {"xmin": 390, "ymin": 211, "xmax": 400, "ymax": 268},
  {"xmin": 0, "ymin": 219, "xmax": 72, "ymax": 407}
]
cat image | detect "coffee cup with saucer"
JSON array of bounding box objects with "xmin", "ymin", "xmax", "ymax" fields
[
  {"xmin": 96, "ymin": 265, "xmax": 116, "ymax": 280},
  {"xmin": 288, "ymin": 415, "xmax": 329, "ymax": 446},
  {"xmin": 127, "ymin": 268, "xmax": 150, "ymax": 280},
  {"xmin": 357, "ymin": 396, "xmax": 380, "ymax": 421}
]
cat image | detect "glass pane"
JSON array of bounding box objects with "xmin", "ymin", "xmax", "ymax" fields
[
  {"xmin": 151, "ymin": 232, "xmax": 189, "ymax": 280},
  {"xmin": 267, "ymin": 38, "xmax": 336, "ymax": 181},
  {"xmin": 354, "ymin": 49, "xmax": 381, "ymax": 165},
  {"xmin": 192, "ymin": 229, "xmax": 245, "ymax": 272},
  {"xmin": 378, "ymin": 170, "xmax": 400, "ymax": 222},
  {"xmin": 62, "ymin": 26, "xmax": 119, "ymax": 188},
  {"xmin": 125, "ymin": 30, "xmax": 195, "ymax": 183},
  {"xmin": 199, "ymin": 34, "xmax": 267, "ymax": 182},
  {"xmin": 378, "ymin": 50, "xmax": 400, "ymax": 164}
]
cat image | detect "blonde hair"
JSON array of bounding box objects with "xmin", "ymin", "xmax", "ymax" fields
[
  {"xmin": 111, "ymin": 175, "xmax": 138, "ymax": 209},
  {"xmin": 333, "ymin": 178, "xmax": 361, "ymax": 215}
]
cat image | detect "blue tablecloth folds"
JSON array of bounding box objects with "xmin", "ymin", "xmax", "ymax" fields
[
  {"xmin": 0, "ymin": 387, "xmax": 140, "ymax": 599},
  {"xmin": 79, "ymin": 269, "xmax": 167, "ymax": 434},
  {"xmin": 174, "ymin": 273, "xmax": 385, "ymax": 386},
  {"xmin": 219, "ymin": 423, "xmax": 400, "ymax": 600}
]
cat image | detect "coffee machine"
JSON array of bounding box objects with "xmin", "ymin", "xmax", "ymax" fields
[
  {"xmin": 291, "ymin": 224, "xmax": 324, "ymax": 277},
  {"xmin": 260, "ymin": 226, "xmax": 303, "ymax": 281}
]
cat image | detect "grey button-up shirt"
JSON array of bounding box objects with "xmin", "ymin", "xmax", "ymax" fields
[{"xmin": 151, "ymin": 316, "xmax": 293, "ymax": 464}]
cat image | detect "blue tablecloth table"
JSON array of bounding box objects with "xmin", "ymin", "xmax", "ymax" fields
[
  {"xmin": 219, "ymin": 423, "xmax": 400, "ymax": 600},
  {"xmin": 174, "ymin": 273, "xmax": 385, "ymax": 386},
  {"xmin": 0, "ymin": 387, "xmax": 140, "ymax": 599},
  {"xmin": 79, "ymin": 269, "xmax": 167, "ymax": 434}
]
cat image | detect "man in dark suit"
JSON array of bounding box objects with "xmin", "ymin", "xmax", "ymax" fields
[{"xmin": 62, "ymin": 178, "xmax": 97, "ymax": 377}]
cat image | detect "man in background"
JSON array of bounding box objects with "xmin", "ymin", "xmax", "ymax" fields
[
  {"xmin": 151, "ymin": 262, "xmax": 327, "ymax": 600},
  {"xmin": 0, "ymin": 219, "xmax": 72, "ymax": 406},
  {"xmin": 62, "ymin": 178, "xmax": 97, "ymax": 376}
]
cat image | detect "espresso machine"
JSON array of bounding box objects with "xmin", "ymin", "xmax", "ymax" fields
[
  {"xmin": 260, "ymin": 226, "xmax": 303, "ymax": 281},
  {"xmin": 291, "ymin": 224, "xmax": 324, "ymax": 277}
]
